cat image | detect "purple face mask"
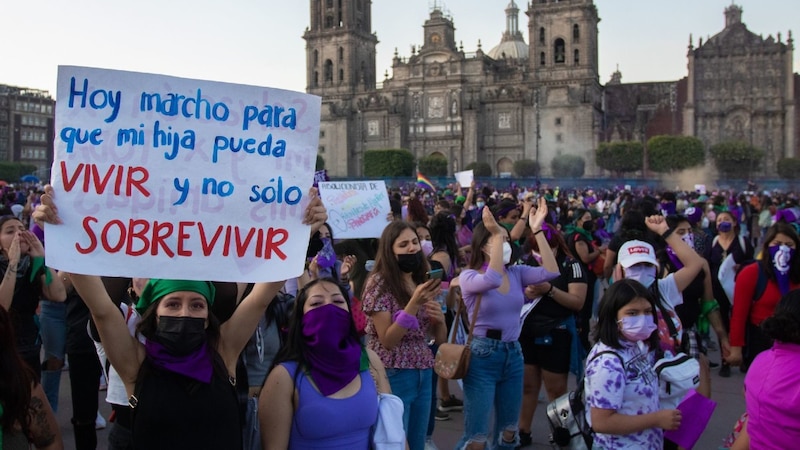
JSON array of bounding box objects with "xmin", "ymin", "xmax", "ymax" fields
[
  {"xmin": 618, "ymin": 314, "xmax": 658, "ymax": 342},
  {"xmin": 302, "ymin": 303, "xmax": 361, "ymax": 396},
  {"xmin": 769, "ymin": 244, "xmax": 795, "ymax": 295},
  {"xmin": 718, "ymin": 221, "xmax": 733, "ymax": 233}
]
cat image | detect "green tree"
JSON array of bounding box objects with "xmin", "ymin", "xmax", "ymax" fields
[
  {"xmin": 646, "ymin": 135, "xmax": 705, "ymax": 172},
  {"xmin": 596, "ymin": 141, "xmax": 643, "ymax": 176},
  {"xmin": 363, "ymin": 149, "xmax": 415, "ymax": 177},
  {"xmin": 709, "ymin": 141, "xmax": 765, "ymax": 179},
  {"xmin": 513, "ymin": 159, "xmax": 540, "ymax": 177},
  {"xmin": 0, "ymin": 163, "xmax": 38, "ymax": 183},
  {"xmin": 417, "ymin": 154, "xmax": 448, "ymax": 176},
  {"xmin": 315, "ymin": 154, "xmax": 325, "ymax": 171},
  {"xmin": 465, "ymin": 161, "xmax": 492, "ymax": 177},
  {"xmin": 550, "ymin": 154, "xmax": 585, "ymax": 178},
  {"xmin": 777, "ymin": 157, "xmax": 800, "ymax": 180}
]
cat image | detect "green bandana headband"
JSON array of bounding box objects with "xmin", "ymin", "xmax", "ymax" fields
[{"xmin": 136, "ymin": 279, "xmax": 216, "ymax": 314}]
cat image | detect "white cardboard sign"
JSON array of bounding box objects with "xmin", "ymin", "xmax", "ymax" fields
[{"xmin": 318, "ymin": 180, "xmax": 390, "ymax": 239}]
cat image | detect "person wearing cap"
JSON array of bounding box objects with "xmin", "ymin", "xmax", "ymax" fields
[
  {"xmin": 32, "ymin": 185, "xmax": 328, "ymax": 450},
  {"xmin": 614, "ymin": 215, "xmax": 705, "ymax": 357}
]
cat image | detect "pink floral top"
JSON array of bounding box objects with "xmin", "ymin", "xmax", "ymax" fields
[{"xmin": 362, "ymin": 274, "xmax": 434, "ymax": 369}]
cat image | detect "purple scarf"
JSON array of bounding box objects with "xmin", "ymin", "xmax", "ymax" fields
[
  {"xmin": 144, "ymin": 340, "xmax": 213, "ymax": 383},
  {"xmin": 666, "ymin": 246, "xmax": 683, "ymax": 270}
]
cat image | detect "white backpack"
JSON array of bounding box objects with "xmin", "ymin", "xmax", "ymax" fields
[{"xmin": 653, "ymin": 351, "xmax": 700, "ymax": 409}]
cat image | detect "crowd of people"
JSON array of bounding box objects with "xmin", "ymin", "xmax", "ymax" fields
[{"xmin": 2, "ymin": 179, "xmax": 799, "ymax": 450}]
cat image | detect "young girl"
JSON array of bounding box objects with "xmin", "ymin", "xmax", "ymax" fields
[{"xmin": 584, "ymin": 279, "xmax": 681, "ymax": 450}]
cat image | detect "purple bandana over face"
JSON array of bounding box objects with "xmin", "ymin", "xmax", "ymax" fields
[
  {"xmin": 769, "ymin": 244, "xmax": 794, "ymax": 295},
  {"xmin": 144, "ymin": 340, "xmax": 213, "ymax": 383},
  {"xmin": 302, "ymin": 303, "xmax": 361, "ymax": 396}
]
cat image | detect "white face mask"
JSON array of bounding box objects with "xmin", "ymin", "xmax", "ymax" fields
[
  {"xmin": 502, "ymin": 242, "xmax": 513, "ymax": 265},
  {"xmin": 625, "ymin": 264, "xmax": 657, "ymax": 288}
]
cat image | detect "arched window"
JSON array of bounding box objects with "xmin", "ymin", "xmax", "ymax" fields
[
  {"xmin": 339, "ymin": 47, "xmax": 344, "ymax": 62},
  {"xmin": 314, "ymin": 71, "xmax": 319, "ymax": 87},
  {"xmin": 313, "ymin": 50, "xmax": 319, "ymax": 66},
  {"xmin": 554, "ymin": 38, "xmax": 565, "ymax": 64},
  {"xmin": 324, "ymin": 60, "xmax": 333, "ymax": 82},
  {"xmin": 539, "ymin": 27, "xmax": 545, "ymax": 45},
  {"xmin": 574, "ymin": 49, "xmax": 580, "ymax": 65},
  {"xmin": 573, "ymin": 24, "xmax": 580, "ymax": 41},
  {"xmin": 339, "ymin": 69, "xmax": 344, "ymax": 82},
  {"xmin": 325, "ymin": 15, "xmax": 333, "ymax": 28},
  {"xmin": 540, "ymin": 52, "xmax": 546, "ymax": 66}
]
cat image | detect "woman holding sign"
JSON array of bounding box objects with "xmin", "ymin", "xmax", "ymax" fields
[
  {"xmin": 362, "ymin": 221, "xmax": 447, "ymax": 450},
  {"xmin": 33, "ymin": 185, "xmax": 328, "ymax": 450}
]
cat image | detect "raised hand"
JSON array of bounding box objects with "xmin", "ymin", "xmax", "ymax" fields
[
  {"xmin": 32, "ymin": 185, "xmax": 60, "ymax": 225},
  {"xmin": 529, "ymin": 197, "xmax": 549, "ymax": 232},
  {"xmin": 482, "ymin": 206, "xmax": 503, "ymax": 235},
  {"xmin": 303, "ymin": 188, "xmax": 328, "ymax": 234}
]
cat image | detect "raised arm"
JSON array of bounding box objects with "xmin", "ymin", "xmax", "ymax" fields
[
  {"xmin": 0, "ymin": 234, "xmax": 20, "ymax": 310},
  {"xmin": 646, "ymin": 215, "xmax": 703, "ymax": 291}
]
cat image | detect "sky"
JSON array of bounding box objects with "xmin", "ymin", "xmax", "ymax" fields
[{"xmin": 3, "ymin": 0, "xmax": 800, "ymax": 97}]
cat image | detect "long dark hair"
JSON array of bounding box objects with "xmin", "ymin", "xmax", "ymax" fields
[
  {"xmin": 761, "ymin": 289, "xmax": 800, "ymax": 344},
  {"xmin": 593, "ymin": 279, "xmax": 660, "ymax": 350},
  {"xmin": 0, "ymin": 306, "xmax": 35, "ymax": 436},
  {"xmin": 367, "ymin": 221, "xmax": 429, "ymax": 308},
  {"xmin": 524, "ymin": 224, "xmax": 574, "ymax": 260},
  {"xmin": 429, "ymin": 212, "xmax": 459, "ymax": 267},
  {"xmin": 759, "ymin": 222, "xmax": 800, "ymax": 283},
  {"xmin": 271, "ymin": 278, "xmax": 359, "ymax": 377}
]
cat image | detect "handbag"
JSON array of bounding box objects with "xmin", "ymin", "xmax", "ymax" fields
[
  {"xmin": 653, "ymin": 293, "xmax": 699, "ymax": 409},
  {"xmin": 368, "ymin": 362, "xmax": 405, "ymax": 450},
  {"xmin": 434, "ymin": 294, "xmax": 482, "ymax": 380}
]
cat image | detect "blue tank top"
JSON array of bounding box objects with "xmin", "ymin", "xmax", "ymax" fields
[{"xmin": 282, "ymin": 361, "xmax": 378, "ymax": 449}]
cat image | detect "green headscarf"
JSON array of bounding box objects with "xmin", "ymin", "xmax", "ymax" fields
[{"xmin": 136, "ymin": 279, "xmax": 216, "ymax": 314}]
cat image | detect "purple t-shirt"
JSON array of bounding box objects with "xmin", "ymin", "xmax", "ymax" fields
[{"xmin": 459, "ymin": 265, "xmax": 558, "ymax": 341}]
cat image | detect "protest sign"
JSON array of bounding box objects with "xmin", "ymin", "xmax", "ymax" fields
[
  {"xmin": 454, "ymin": 170, "xmax": 473, "ymax": 188},
  {"xmin": 48, "ymin": 66, "xmax": 321, "ymax": 282},
  {"xmin": 318, "ymin": 181, "xmax": 390, "ymax": 239}
]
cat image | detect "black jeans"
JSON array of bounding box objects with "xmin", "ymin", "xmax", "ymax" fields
[{"xmin": 67, "ymin": 351, "xmax": 102, "ymax": 450}]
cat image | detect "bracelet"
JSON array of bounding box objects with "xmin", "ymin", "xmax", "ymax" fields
[
  {"xmin": 392, "ymin": 310, "xmax": 420, "ymax": 330},
  {"xmin": 661, "ymin": 228, "xmax": 675, "ymax": 240},
  {"xmin": 534, "ymin": 229, "xmax": 545, "ymax": 236},
  {"xmin": 545, "ymin": 284, "xmax": 555, "ymax": 297}
]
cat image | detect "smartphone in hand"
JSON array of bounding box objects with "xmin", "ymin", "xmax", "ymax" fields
[{"xmin": 426, "ymin": 268, "xmax": 444, "ymax": 281}]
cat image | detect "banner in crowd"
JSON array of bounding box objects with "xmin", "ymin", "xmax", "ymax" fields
[
  {"xmin": 454, "ymin": 170, "xmax": 473, "ymax": 188},
  {"xmin": 318, "ymin": 180, "xmax": 390, "ymax": 239},
  {"xmin": 48, "ymin": 66, "xmax": 321, "ymax": 282}
]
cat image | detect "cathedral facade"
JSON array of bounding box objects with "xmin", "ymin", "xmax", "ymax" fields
[{"xmin": 304, "ymin": 0, "xmax": 796, "ymax": 178}]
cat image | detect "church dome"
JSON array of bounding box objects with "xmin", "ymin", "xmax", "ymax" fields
[
  {"xmin": 487, "ymin": 40, "xmax": 529, "ymax": 60},
  {"xmin": 487, "ymin": 0, "xmax": 529, "ymax": 61}
]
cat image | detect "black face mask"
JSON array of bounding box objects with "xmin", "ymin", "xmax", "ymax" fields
[
  {"xmin": 582, "ymin": 220, "xmax": 594, "ymax": 232},
  {"xmin": 155, "ymin": 316, "xmax": 207, "ymax": 356},
  {"xmin": 396, "ymin": 251, "xmax": 424, "ymax": 273}
]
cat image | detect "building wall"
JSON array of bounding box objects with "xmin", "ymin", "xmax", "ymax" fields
[{"xmin": 0, "ymin": 85, "xmax": 55, "ymax": 173}]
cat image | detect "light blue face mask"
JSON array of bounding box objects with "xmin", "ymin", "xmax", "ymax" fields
[{"xmin": 624, "ymin": 264, "xmax": 657, "ymax": 288}]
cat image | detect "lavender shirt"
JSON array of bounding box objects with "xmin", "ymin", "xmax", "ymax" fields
[{"xmin": 460, "ymin": 266, "xmax": 558, "ymax": 341}]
